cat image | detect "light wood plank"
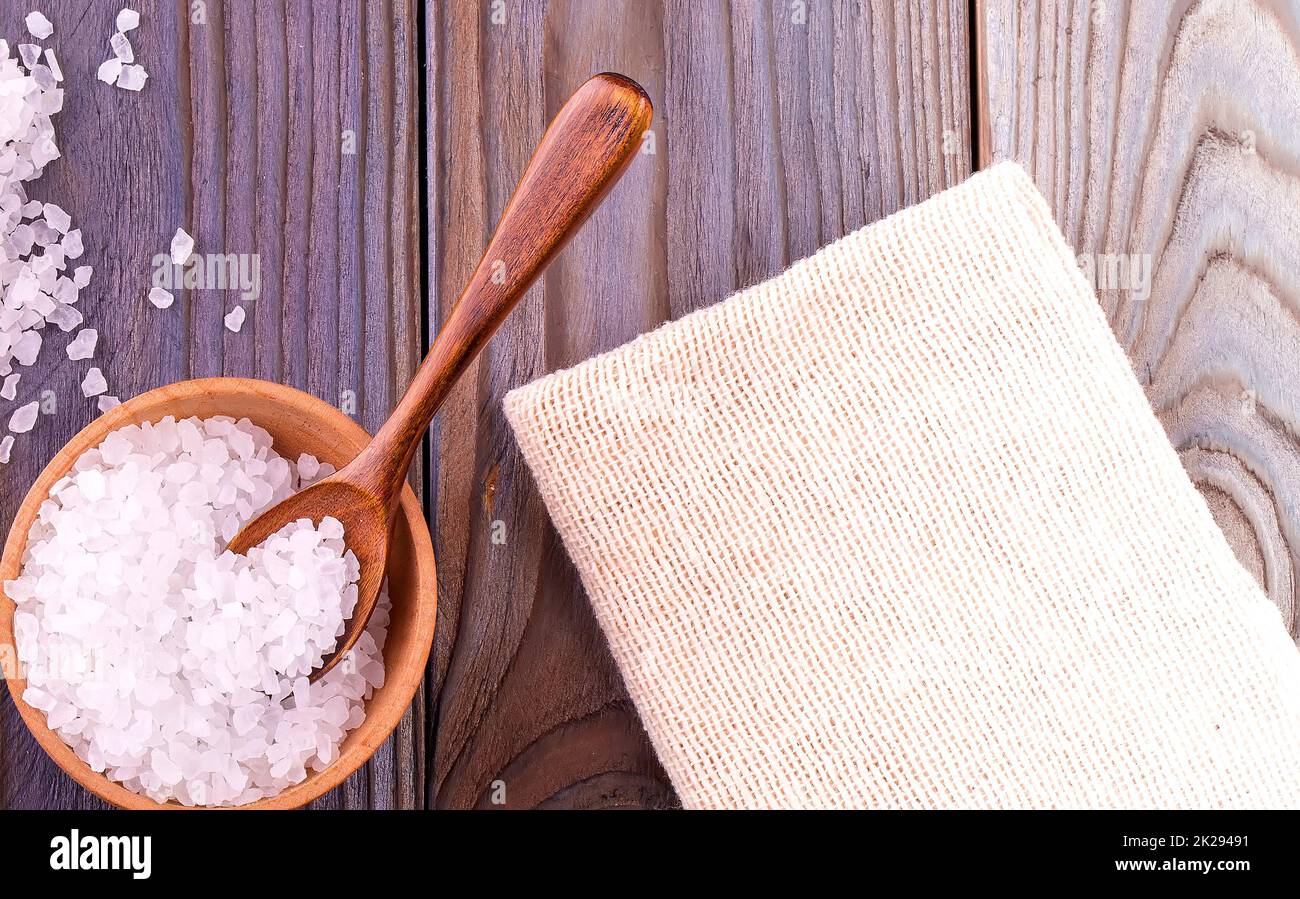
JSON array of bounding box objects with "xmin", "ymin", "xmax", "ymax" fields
[{"xmin": 979, "ymin": 0, "xmax": 1300, "ymax": 631}]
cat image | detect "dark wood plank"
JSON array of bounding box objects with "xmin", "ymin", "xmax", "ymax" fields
[
  {"xmin": 0, "ymin": 0, "xmax": 421, "ymax": 809},
  {"xmin": 424, "ymin": 0, "xmax": 971, "ymax": 809},
  {"xmin": 978, "ymin": 0, "xmax": 1300, "ymax": 632}
]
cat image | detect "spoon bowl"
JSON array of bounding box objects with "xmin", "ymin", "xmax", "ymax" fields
[
  {"xmin": 0, "ymin": 377, "xmax": 437, "ymax": 809},
  {"xmin": 224, "ymin": 475, "xmax": 392, "ymax": 681}
]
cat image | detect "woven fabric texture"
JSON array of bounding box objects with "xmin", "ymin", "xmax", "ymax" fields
[{"xmin": 503, "ymin": 163, "xmax": 1300, "ymax": 809}]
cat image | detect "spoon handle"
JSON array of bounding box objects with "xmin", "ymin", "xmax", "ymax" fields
[{"xmin": 353, "ymin": 72, "xmax": 653, "ymax": 505}]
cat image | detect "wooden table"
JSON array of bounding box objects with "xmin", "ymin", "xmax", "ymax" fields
[{"xmin": 3, "ymin": 1, "xmax": 1286, "ymax": 810}]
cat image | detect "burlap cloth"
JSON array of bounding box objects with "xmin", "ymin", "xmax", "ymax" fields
[{"xmin": 502, "ymin": 163, "xmax": 1300, "ymax": 809}]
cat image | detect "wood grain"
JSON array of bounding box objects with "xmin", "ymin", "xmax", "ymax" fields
[
  {"xmin": 423, "ymin": 0, "xmax": 971, "ymax": 809},
  {"xmin": 0, "ymin": 0, "xmax": 422, "ymax": 809},
  {"xmin": 978, "ymin": 0, "xmax": 1300, "ymax": 634}
]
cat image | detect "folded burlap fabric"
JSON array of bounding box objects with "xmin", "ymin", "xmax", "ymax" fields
[{"xmin": 503, "ymin": 163, "xmax": 1300, "ymax": 809}]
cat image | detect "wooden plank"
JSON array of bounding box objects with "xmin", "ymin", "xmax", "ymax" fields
[
  {"xmin": 0, "ymin": 0, "xmax": 421, "ymax": 809},
  {"xmin": 425, "ymin": 0, "xmax": 971, "ymax": 809},
  {"xmin": 978, "ymin": 0, "xmax": 1300, "ymax": 632}
]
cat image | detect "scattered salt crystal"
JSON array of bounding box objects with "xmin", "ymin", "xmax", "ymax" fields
[
  {"xmin": 1, "ymin": 374, "xmax": 18, "ymax": 400},
  {"xmin": 44, "ymin": 48, "xmax": 60, "ymax": 81},
  {"xmin": 32, "ymin": 136, "xmax": 58, "ymax": 167},
  {"xmin": 81, "ymin": 366, "xmax": 107, "ymax": 397},
  {"xmin": 8, "ymin": 400, "xmax": 38, "ymax": 433},
  {"xmin": 42, "ymin": 202, "xmax": 69, "ymax": 233},
  {"xmin": 0, "ymin": 435, "xmax": 11, "ymax": 463},
  {"xmin": 73, "ymin": 265, "xmax": 92, "ymax": 287},
  {"xmin": 224, "ymin": 306, "xmax": 246, "ymax": 333},
  {"xmin": 116, "ymin": 63, "xmax": 147, "ymax": 91},
  {"xmin": 148, "ymin": 286, "xmax": 174, "ymax": 309},
  {"xmin": 25, "ymin": 11, "xmax": 53, "ymax": 40},
  {"xmin": 66, "ymin": 328, "xmax": 97, "ymax": 360},
  {"xmin": 96, "ymin": 395, "xmax": 120, "ymax": 413},
  {"xmin": 17, "ymin": 43, "xmax": 39, "ymax": 69},
  {"xmin": 96, "ymin": 57, "xmax": 123, "ymax": 84},
  {"xmin": 117, "ymin": 9, "xmax": 140, "ymax": 32},
  {"xmin": 47, "ymin": 304, "xmax": 81, "ymax": 331},
  {"xmin": 5, "ymin": 416, "xmax": 390, "ymax": 806},
  {"xmin": 170, "ymin": 227, "xmax": 193, "ymax": 264},
  {"xmin": 110, "ymin": 32, "xmax": 133, "ymax": 63},
  {"xmin": 13, "ymin": 330, "xmax": 41, "ymax": 365}
]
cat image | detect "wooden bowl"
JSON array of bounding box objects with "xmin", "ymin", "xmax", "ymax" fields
[{"xmin": 0, "ymin": 377, "xmax": 437, "ymax": 809}]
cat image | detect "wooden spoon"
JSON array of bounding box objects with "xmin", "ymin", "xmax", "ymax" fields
[{"xmin": 227, "ymin": 73, "xmax": 652, "ymax": 680}]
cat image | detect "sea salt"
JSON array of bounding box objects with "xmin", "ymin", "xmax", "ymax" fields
[
  {"xmin": 0, "ymin": 434, "xmax": 11, "ymax": 463},
  {"xmin": 116, "ymin": 64, "xmax": 147, "ymax": 91},
  {"xmin": 5, "ymin": 416, "xmax": 390, "ymax": 806},
  {"xmin": 96, "ymin": 394, "xmax": 119, "ymax": 413},
  {"xmin": 25, "ymin": 11, "xmax": 53, "ymax": 40},
  {"xmin": 224, "ymin": 305, "xmax": 245, "ymax": 333},
  {"xmin": 148, "ymin": 286, "xmax": 174, "ymax": 309},
  {"xmin": 81, "ymin": 366, "xmax": 107, "ymax": 397},
  {"xmin": 13, "ymin": 330, "xmax": 41, "ymax": 365},
  {"xmin": 109, "ymin": 32, "xmax": 133, "ymax": 63},
  {"xmin": 170, "ymin": 227, "xmax": 193, "ymax": 264},
  {"xmin": 0, "ymin": 35, "xmax": 86, "ymax": 454},
  {"xmin": 96, "ymin": 57, "xmax": 122, "ymax": 84},
  {"xmin": 66, "ymin": 327, "xmax": 96, "ymax": 360},
  {"xmin": 8, "ymin": 400, "xmax": 37, "ymax": 432},
  {"xmin": 117, "ymin": 9, "xmax": 140, "ymax": 33},
  {"xmin": 42, "ymin": 201, "xmax": 69, "ymax": 232}
]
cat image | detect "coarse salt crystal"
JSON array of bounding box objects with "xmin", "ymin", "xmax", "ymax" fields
[
  {"xmin": 96, "ymin": 394, "xmax": 120, "ymax": 413},
  {"xmin": 116, "ymin": 63, "xmax": 147, "ymax": 91},
  {"xmin": 0, "ymin": 434, "xmax": 11, "ymax": 463},
  {"xmin": 25, "ymin": 11, "xmax": 53, "ymax": 40},
  {"xmin": 66, "ymin": 328, "xmax": 97, "ymax": 360},
  {"xmin": 48, "ymin": 304, "xmax": 82, "ymax": 332},
  {"xmin": 96, "ymin": 57, "xmax": 123, "ymax": 84},
  {"xmin": 296, "ymin": 453, "xmax": 321, "ymax": 480},
  {"xmin": 1, "ymin": 373, "xmax": 18, "ymax": 400},
  {"xmin": 13, "ymin": 330, "xmax": 41, "ymax": 365},
  {"xmin": 170, "ymin": 227, "xmax": 193, "ymax": 264},
  {"xmin": 110, "ymin": 32, "xmax": 133, "ymax": 63},
  {"xmin": 148, "ymin": 286, "xmax": 174, "ymax": 309},
  {"xmin": 8, "ymin": 400, "xmax": 38, "ymax": 433},
  {"xmin": 81, "ymin": 366, "xmax": 107, "ymax": 397},
  {"xmin": 224, "ymin": 306, "xmax": 246, "ymax": 333},
  {"xmin": 42, "ymin": 202, "xmax": 69, "ymax": 233},
  {"xmin": 117, "ymin": 9, "xmax": 140, "ymax": 32},
  {"xmin": 62, "ymin": 228, "xmax": 82, "ymax": 259}
]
